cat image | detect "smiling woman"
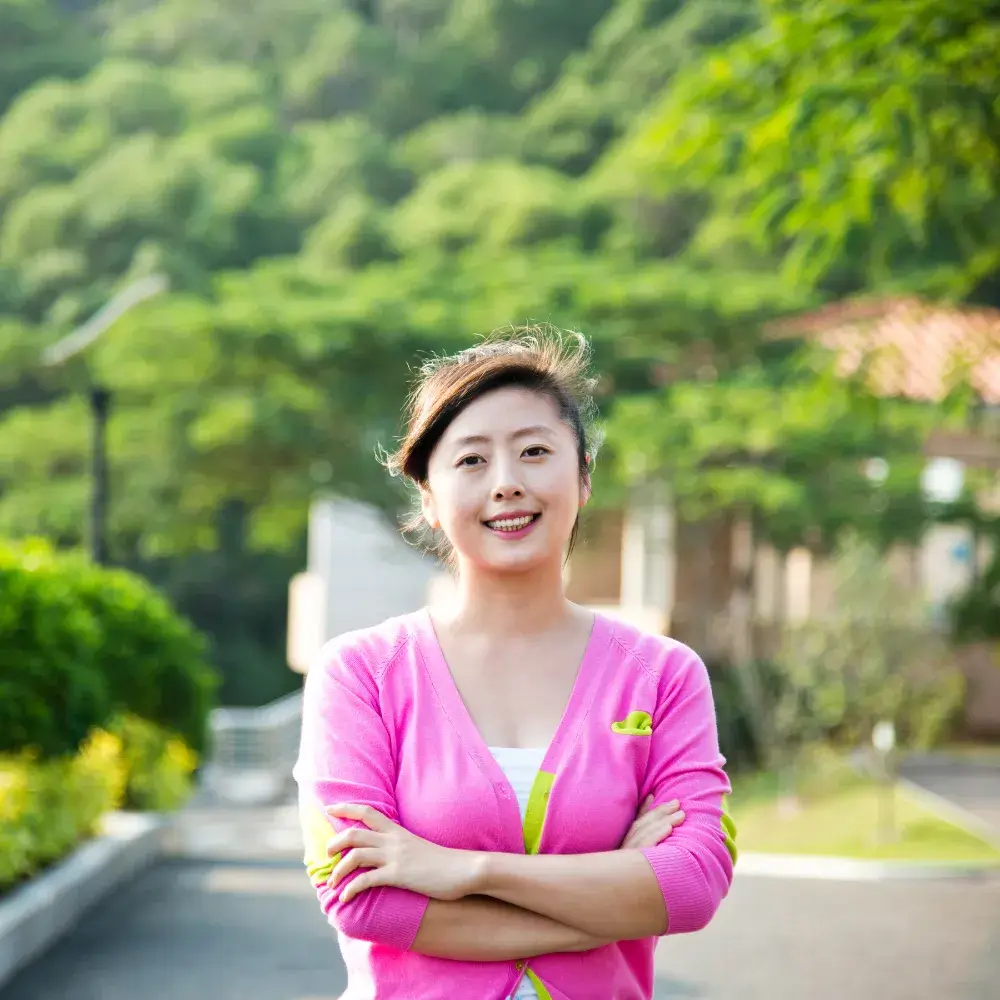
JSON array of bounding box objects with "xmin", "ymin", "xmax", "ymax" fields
[
  {"xmin": 386, "ymin": 329, "xmax": 599, "ymax": 567},
  {"xmin": 293, "ymin": 326, "xmax": 737, "ymax": 1000}
]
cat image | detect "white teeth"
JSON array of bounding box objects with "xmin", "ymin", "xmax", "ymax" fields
[{"xmin": 485, "ymin": 515, "xmax": 536, "ymax": 531}]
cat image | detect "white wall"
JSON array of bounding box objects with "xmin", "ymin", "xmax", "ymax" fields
[{"xmin": 308, "ymin": 498, "xmax": 439, "ymax": 642}]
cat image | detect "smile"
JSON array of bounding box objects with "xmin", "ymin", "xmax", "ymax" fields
[{"xmin": 483, "ymin": 513, "xmax": 541, "ymax": 533}]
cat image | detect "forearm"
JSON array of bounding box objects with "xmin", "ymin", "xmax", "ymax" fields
[
  {"xmin": 472, "ymin": 850, "xmax": 667, "ymax": 941},
  {"xmin": 411, "ymin": 896, "xmax": 609, "ymax": 961}
]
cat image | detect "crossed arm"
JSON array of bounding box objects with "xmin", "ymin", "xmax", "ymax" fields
[
  {"xmin": 412, "ymin": 850, "xmax": 668, "ymax": 958},
  {"xmin": 294, "ymin": 645, "xmax": 735, "ymax": 960}
]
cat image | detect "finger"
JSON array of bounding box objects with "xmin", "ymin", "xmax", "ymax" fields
[
  {"xmin": 325, "ymin": 804, "xmax": 391, "ymax": 830},
  {"xmin": 326, "ymin": 825, "xmax": 380, "ymax": 857},
  {"xmin": 636, "ymin": 794, "xmax": 654, "ymax": 819},
  {"xmin": 626, "ymin": 803, "xmax": 678, "ymax": 841},
  {"xmin": 330, "ymin": 848, "xmax": 381, "ymax": 886},
  {"xmin": 622, "ymin": 816, "xmax": 654, "ymax": 849},
  {"xmin": 652, "ymin": 799, "xmax": 680, "ymax": 814},
  {"xmin": 641, "ymin": 811, "xmax": 686, "ymax": 848},
  {"xmin": 339, "ymin": 865, "xmax": 391, "ymax": 904},
  {"xmin": 623, "ymin": 808, "xmax": 685, "ymax": 849}
]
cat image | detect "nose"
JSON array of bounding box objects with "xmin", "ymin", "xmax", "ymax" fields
[
  {"xmin": 490, "ymin": 456, "xmax": 525, "ymax": 502},
  {"xmin": 493, "ymin": 483, "xmax": 524, "ymax": 502}
]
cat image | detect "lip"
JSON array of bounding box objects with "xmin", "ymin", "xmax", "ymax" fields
[{"xmin": 483, "ymin": 510, "xmax": 538, "ymax": 522}]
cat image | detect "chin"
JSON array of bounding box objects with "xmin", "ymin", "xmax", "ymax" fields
[{"xmin": 474, "ymin": 542, "xmax": 561, "ymax": 575}]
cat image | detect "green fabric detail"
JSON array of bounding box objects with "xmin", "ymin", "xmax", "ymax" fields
[
  {"xmin": 300, "ymin": 799, "xmax": 339, "ymax": 885},
  {"xmin": 611, "ymin": 710, "xmax": 653, "ymax": 735},
  {"xmin": 721, "ymin": 808, "xmax": 738, "ymax": 865},
  {"xmin": 524, "ymin": 969, "xmax": 553, "ymax": 999},
  {"xmin": 522, "ymin": 770, "xmax": 555, "ymax": 855}
]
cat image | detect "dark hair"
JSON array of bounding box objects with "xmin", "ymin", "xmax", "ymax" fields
[{"xmin": 385, "ymin": 325, "xmax": 602, "ymax": 560}]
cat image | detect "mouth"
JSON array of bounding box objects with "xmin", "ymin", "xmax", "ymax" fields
[{"xmin": 482, "ymin": 512, "xmax": 541, "ymax": 535}]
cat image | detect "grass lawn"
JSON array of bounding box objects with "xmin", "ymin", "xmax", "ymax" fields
[{"xmin": 729, "ymin": 768, "xmax": 1000, "ymax": 863}]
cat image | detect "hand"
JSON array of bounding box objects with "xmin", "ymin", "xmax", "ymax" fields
[
  {"xmin": 620, "ymin": 796, "xmax": 685, "ymax": 850},
  {"xmin": 325, "ymin": 804, "xmax": 481, "ymax": 904}
]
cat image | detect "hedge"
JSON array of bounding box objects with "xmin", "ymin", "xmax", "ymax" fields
[
  {"xmin": 0, "ymin": 544, "xmax": 111, "ymax": 758},
  {"xmin": 50, "ymin": 554, "xmax": 218, "ymax": 754},
  {"xmin": 0, "ymin": 717, "xmax": 198, "ymax": 894},
  {"xmin": 0, "ymin": 539, "xmax": 217, "ymax": 759},
  {"xmin": 0, "ymin": 730, "xmax": 124, "ymax": 893}
]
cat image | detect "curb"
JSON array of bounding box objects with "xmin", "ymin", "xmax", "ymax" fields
[
  {"xmin": 735, "ymin": 851, "xmax": 1000, "ymax": 882},
  {"xmin": 0, "ymin": 811, "xmax": 167, "ymax": 991}
]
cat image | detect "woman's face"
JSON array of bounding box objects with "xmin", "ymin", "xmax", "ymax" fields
[{"xmin": 422, "ymin": 386, "xmax": 588, "ymax": 575}]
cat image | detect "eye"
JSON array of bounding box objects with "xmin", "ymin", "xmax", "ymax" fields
[
  {"xmin": 456, "ymin": 454, "xmax": 483, "ymax": 468},
  {"xmin": 522, "ymin": 445, "xmax": 550, "ymax": 459}
]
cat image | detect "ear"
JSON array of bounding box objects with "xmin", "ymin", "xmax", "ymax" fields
[{"xmin": 419, "ymin": 486, "xmax": 440, "ymax": 530}]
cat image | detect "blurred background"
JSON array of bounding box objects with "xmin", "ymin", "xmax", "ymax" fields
[{"xmin": 1, "ymin": 1, "xmax": 999, "ymax": 998}]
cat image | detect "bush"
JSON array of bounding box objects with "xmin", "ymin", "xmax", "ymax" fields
[
  {"xmin": 53, "ymin": 555, "xmax": 219, "ymax": 753},
  {"xmin": 707, "ymin": 657, "xmax": 784, "ymax": 773},
  {"xmin": 109, "ymin": 714, "xmax": 199, "ymax": 812},
  {"xmin": 0, "ymin": 540, "xmax": 111, "ymax": 758},
  {"xmin": 0, "ymin": 539, "xmax": 218, "ymax": 756},
  {"xmin": 763, "ymin": 536, "xmax": 965, "ymax": 769},
  {"xmin": 0, "ymin": 729, "xmax": 125, "ymax": 893}
]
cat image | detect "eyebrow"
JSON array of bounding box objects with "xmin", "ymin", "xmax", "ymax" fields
[{"xmin": 451, "ymin": 424, "xmax": 555, "ymax": 448}]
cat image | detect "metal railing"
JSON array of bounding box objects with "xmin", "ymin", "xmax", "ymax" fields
[{"xmin": 201, "ymin": 689, "xmax": 304, "ymax": 806}]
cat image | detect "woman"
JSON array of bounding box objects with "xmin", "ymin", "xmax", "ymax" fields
[{"xmin": 294, "ymin": 329, "xmax": 737, "ymax": 1000}]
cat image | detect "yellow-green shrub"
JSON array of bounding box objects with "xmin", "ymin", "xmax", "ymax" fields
[
  {"xmin": 0, "ymin": 730, "xmax": 125, "ymax": 893},
  {"xmin": 109, "ymin": 714, "xmax": 199, "ymax": 812}
]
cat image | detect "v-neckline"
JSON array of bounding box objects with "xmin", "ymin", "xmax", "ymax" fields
[{"xmin": 416, "ymin": 606, "xmax": 611, "ymax": 780}]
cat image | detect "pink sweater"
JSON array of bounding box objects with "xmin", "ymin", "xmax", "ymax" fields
[{"xmin": 293, "ymin": 609, "xmax": 736, "ymax": 1000}]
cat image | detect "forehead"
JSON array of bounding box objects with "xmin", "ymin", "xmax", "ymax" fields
[{"xmin": 440, "ymin": 386, "xmax": 567, "ymax": 443}]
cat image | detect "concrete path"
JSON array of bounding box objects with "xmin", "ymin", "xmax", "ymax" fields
[{"xmin": 4, "ymin": 855, "xmax": 999, "ymax": 1000}]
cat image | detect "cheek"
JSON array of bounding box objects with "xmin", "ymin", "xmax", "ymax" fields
[
  {"xmin": 435, "ymin": 481, "xmax": 481, "ymax": 531},
  {"xmin": 534, "ymin": 465, "xmax": 582, "ymax": 516}
]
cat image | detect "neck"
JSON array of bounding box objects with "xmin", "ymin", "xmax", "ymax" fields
[{"xmin": 445, "ymin": 557, "xmax": 574, "ymax": 637}]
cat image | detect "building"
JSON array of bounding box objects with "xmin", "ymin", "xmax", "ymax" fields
[{"xmin": 565, "ymin": 296, "xmax": 1000, "ymax": 734}]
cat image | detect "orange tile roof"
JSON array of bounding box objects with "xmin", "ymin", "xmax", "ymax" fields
[{"xmin": 771, "ymin": 296, "xmax": 1000, "ymax": 406}]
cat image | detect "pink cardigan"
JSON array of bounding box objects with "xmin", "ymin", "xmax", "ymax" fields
[{"xmin": 294, "ymin": 609, "xmax": 736, "ymax": 1000}]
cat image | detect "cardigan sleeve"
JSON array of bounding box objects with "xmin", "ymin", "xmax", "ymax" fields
[
  {"xmin": 637, "ymin": 645, "xmax": 737, "ymax": 935},
  {"xmin": 292, "ymin": 637, "xmax": 430, "ymax": 949}
]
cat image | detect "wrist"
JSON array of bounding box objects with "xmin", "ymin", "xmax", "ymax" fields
[
  {"xmin": 569, "ymin": 933, "xmax": 613, "ymax": 953},
  {"xmin": 462, "ymin": 850, "xmax": 495, "ymax": 896}
]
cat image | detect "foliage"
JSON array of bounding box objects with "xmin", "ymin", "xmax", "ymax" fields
[
  {"xmin": 107, "ymin": 713, "xmax": 198, "ymax": 812},
  {"xmin": 0, "ymin": 538, "xmax": 216, "ymax": 756},
  {"xmin": 609, "ymin": 349, "xmax": 936, "ymax": 553},
  {"xmin": 0, "ymin": 0, "xmax": 764, "ymax": 562},
  {"xmin": 0, "ymin": 728, "xmax": 125, "ymax": 893},
  {"xmin": 624, "ymin": 0, "xmax": 1000, "ymax": 298},
  {"xmin": 129, "ymin": 519, "xmax": 304, "ymax": 707},
  {"xmin": 0, "ymin": 716, "xmax": 197, "ymax": 893},
  {"xmin": 0, "ymin": 0, "xmax": 995, "ymax": 697},
  {"xmin": 0, "ymin": 538, "xmax": 110, "ymax": 758},
  {"xmin": 764, "ymin": 535, "xmax": 965, "ymax": 770},
  {"xmin": 50, "ymin": 552, "xmax": 218, "ymax": 752},
  {"xmin": 706, "ymin": 657, "xmax": 783, "ymax": 773}
]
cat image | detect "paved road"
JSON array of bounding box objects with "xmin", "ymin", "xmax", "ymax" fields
[
  {"xmin": 901, "ymin": 756, "xmax": 1000, "ymax": 838},
  {"xmin": 4, "ymin": 859, "xmax": 999, "ymax": 1000}
]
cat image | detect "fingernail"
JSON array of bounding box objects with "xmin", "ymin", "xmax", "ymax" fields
[{"xmin": 667, "ymin": 799, "xmax": 679, "ymax": 809}]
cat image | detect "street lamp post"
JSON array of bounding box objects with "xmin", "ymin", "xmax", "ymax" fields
[
  {"xmin": 42, "ymin": 276, "xmax": 168, "ymax": 564},
  {"xmin": 88, "ymin": 386, "xmax": 112, "ymax": 565}
]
